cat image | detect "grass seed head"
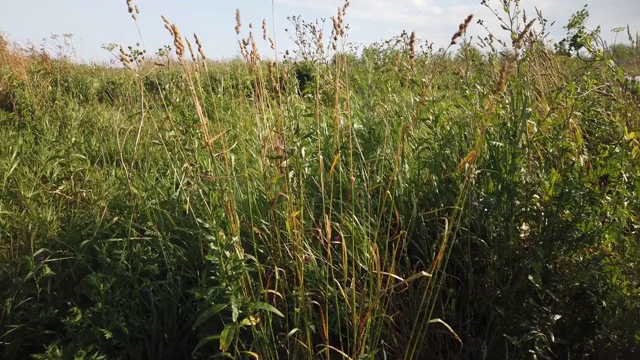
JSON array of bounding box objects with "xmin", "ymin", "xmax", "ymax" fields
[
  {"xmin": 450, "ymin": 14, "xmax": 473, "ymax": 46},
  {"xmin": 126, "ymin": 0, "xmax": 137, "ymax": 20},
  {"xmin": 268, "ymin": 60, "xmax": 279, "ymax": 95},
  {"xmin": 409, "ymin": 31, "xmax": 416, "ymax": 60},
  {"xmin": 162, "ymin": 16, "xmax": 174, "ymax": 36},
  {"xmin": 514, "ymin": 19, "xmax": 536, "ymax": 49},
  {"xmin": 493, "ymin": 61, "xmax": 513, "ymax": 96},
  {"xmin": 165, "ymin": 22, "xmax": 184, "ymax": 61},
  {"xmin": 262, "ymin": 19, "xmax": 268, "ymax": 41},
  {"xmin": 194, "ymin": 33, "xmax": 206, "ymax": 60},
  {"xmin": 393, "ymin": 51, "xmax": 402, "ymax": 72},
  {"xmin": 235, "ymin": 9, "xmax": 242, "ymax": 35},
  {"xmin": 239, "ymin": 40, "xmax": 248, "ymax": 61},
  {"xmin": 186, "ymin": 38, "xmax": 196, "ymax": 62},
  {"xmin": 249, "ymin": 32, "xmax": 260, "ymax": 63},
  {"xmin": 119, "ymin": 45, "xmax": 134, "ymax": 70}
]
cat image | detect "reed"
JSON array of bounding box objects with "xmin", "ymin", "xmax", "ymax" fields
[{"xmin": 0, "ymin": 1, "xmax": 638, "ymax": 359}]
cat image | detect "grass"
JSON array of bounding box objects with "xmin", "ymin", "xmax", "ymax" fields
[{"xmin": 1, "ymin": 0, "xmax": 639, "ymax": 359}]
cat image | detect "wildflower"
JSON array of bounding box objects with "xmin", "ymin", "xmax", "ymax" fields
[{"xmin": 35, "ymin": 255, "xmax": 46, "ymax": 265}]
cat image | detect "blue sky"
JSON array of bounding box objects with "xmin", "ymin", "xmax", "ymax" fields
[{"xmin": 1, "ymin": 0, "xmax": 638, "ymax": 63}]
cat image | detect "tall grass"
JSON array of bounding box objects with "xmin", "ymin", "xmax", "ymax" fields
[{"xmin": 1, "ymin": 0, "xmax": 639, "ymax": 359}]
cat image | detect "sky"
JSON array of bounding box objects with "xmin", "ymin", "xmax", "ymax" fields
[{"xmin": 0, "ymin": 0, "xmax": 638, "ymax": 63}]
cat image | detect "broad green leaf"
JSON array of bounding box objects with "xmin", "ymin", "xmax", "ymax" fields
[
  {"xmin": 231, "ymin": 297, "xmax": 240, "ymax": 323},
  {"xmin": 247, "ymin": 301, "xmax": 284, "ymax": 318},
  {"xmin": 193, "ymin": 304, "xmax": 227, "ymax": 328},
  {"xmin": 192, "ymin": 335, "xmax": 220, "ymax": 354},
  {"xmin": 220, "ymin": 323, "xmax": 238, "ymax": 352}
]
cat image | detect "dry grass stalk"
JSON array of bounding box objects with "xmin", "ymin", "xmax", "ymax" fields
[
  {"xmin": 159, "ymin": 20, "xmax": 214, "ymax": 160},
  {"xmin": 315, "ymin": 30, "xmax": 323, "ymax": 54},
  {"xmin": 0, "ymin": 37, "xmax": 31, "ymax": 83},
  {"xmin": 331, "ymin": 0, "xmax": 349, "ymax": 51},
  {"xmin": 239, "ymin": 38, "xmax": 249, "ymax": 61},
  {"xmin": 268, "ymin": 61, "xmax": 280, "ymax": 96},
  {"xmin": 486, "ymin": 60, "xmax": 515, "ymax": 113},
  {"xmin": 249, "ymin": 30, "xmax": 260, "ymax": 63},
  {"xmin": 393, "ymin": 51, "xmax": 402, "ymax": 72},
  {"xmin": 233, "ymin": 12, "xmax": 262, "ymax": 63}
]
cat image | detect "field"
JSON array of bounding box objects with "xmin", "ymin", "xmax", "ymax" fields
[{"xmin": 1, "ymin": 1, "xmax": 639, "ymax": 359}]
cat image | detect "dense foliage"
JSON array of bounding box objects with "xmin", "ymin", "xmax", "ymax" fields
[{"xmin": 1, "ymin": 1, "xmax": 639, "ymax": 359}]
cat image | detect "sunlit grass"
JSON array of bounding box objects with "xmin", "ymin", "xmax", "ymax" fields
[{"xmin": 1, "ymin": 0, "xmax": 639, "ymax": 359}]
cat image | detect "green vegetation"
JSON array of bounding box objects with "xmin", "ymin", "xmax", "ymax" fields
[{"xmin": 1, "ymin": 1, "xmax": 639, "ymax": 359}]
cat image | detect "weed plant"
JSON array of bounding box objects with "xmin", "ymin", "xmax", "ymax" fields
[{"xmin": 0, "ymin": 0, "xmax": 639, "ymax": 359}]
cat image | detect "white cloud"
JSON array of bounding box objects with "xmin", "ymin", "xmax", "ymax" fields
[{"xmin": 275, "ymin": 0, "xmax": 640, "ymax": 51}]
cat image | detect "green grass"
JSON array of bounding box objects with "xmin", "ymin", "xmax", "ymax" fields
[{"xmin": 1, "ymin": 1, "xmax": 639, "ymax": 359}]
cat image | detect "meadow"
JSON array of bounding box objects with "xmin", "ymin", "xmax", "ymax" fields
[{"xmin": 1, "ymin": 1, "xmax": 639, "ymax": 359}]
